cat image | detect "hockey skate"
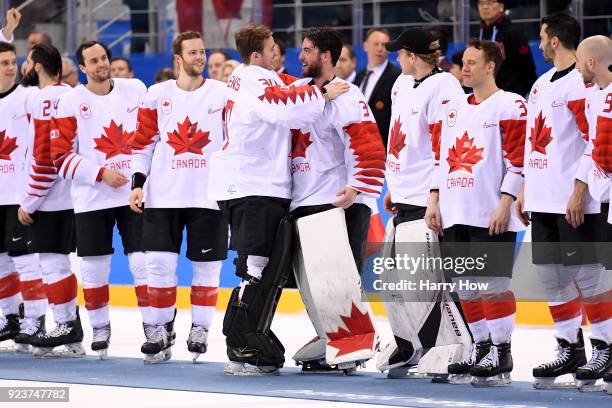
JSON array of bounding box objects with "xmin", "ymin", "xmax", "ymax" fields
[
  {"xmin": 532, "ymin": 331, "xmax": 586, "ymax": 389},
  {"xmin": 447, "ymin": 340, "xmax": 491, "ymax": 384},
  {"xmin": 187, "ymin": 324, "xmax": 208, "ymax": 363},
  {"xmin": 13, "ymin": 315, "xmax": 46, "ymax": 354},
  {"xmin": 293, "ymin": 336, "xmax": 366, "ymax": 376},
  {"xmin": 470, "ymin": 341, "xmax": 512, "ymax": 387},
  {"xmin": 141, "ymin": 324, "xmax": 173, "ymax": 364},
  {"xmin": 91, "ymin": 324, "xmax": 111, "ymax": 360},
  {"xmin": 604, "ymin": 370, "xmax": 611, "ymax": 395},
  {"xmin": 30, "ymin": 310, "xmax": 85, "ymax": 358},
  {"xmin": 224, "ymin": 360, "xmax": 280, "ymax": 376},
  {"xmin": 376, "ymin": 339, "xmax": 424, "ymax": 379},
  {"xmin": 0, "ymin": 314, "xmax": 20, "ymax": 352},
  {"xmin": 575, "ymin": 339, "xmax": 611, "ymax": 392}
]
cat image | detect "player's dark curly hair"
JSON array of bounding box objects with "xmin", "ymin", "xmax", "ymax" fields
[{"xmin": 302, "ymin": 27, "xmax": 343, "ymax": 66}]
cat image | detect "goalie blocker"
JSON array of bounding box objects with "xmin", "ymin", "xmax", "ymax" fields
[
  {"xmin": 292, "ymin": 207, "xmax": 378, "ymax": 374},
  {"xmin": 377, "ymin": 216, "xmax": 471, "ymax": 380}
]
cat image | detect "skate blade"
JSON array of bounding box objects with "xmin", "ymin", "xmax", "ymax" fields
[
  {"xmin": 471, "ymin": 373, "xmax": 511, "ymax": 387},
  {"xmin": 191, "ymin": 352, "xmax": 200, "ymax": 364},
  {"xmin": 224, "ymin": 362, "xmax": 279, "ymax": 376},
  {"xmin": 430, "ymin": 374, "xmax": 450, "ymax": 384},
  {"xmin": 0, "ymin": 341, "xmax": 16, "ymax": 352},
  {"xmin": 387, "ymin": 367, "xmax": 425, "ymax": 379},
  {"xmin": 14, "ymin": 343, "xmax": 31, "ymax": 354},
  {"xmin": 533, "ymin": 377, "xmax": 577, "ymax": 390},
  {"xmin": 577, "ymin": 379, "xmax": 604, "ymax": 393},
  {"xmin": 447, "ymin": 374, "xmax": 472, "ymax": 385},
  {"xmin": 604, "ymin": 382, "xmax": 611, "ymax": 395},
  {"xmin": 144, "ymin": 349, "xmax": 172, "ymax": 365},
  {"xmin": 97, "ymin": 349, "xmax": 109, "ymax": 360},
  {"xmin": 32, "ymin": 343, "xmax": 86, "ymax": 358}
]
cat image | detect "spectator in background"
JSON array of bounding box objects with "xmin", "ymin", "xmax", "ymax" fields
[
  {"xmin": 426, "ymin": 27, "xmax": 451, "ymax": 71},
  {"xmin": 61, "ymin": 57, "xmax": 80, "ymax": 87},
  {"xmin": 335, "ymin": 44, "xmax": 356, "ymax": 83},
  {"xmin": 477, "ymin": 0, "xmax": 537, "ymax": 97},
  {"xmin": 154, "ymin": 67, "xmax": 175, "ymax": 83},
  {"xmin": 272, "ymin": 39, "xmax": 286, "ymax": 74},
  {"xmin": 354, "ymin": 27, "xmax": 401, "ymax": 147},
  {"xmin": 28, "ymin": 31, "xmax": 53, "ymax": 51},
  {"xmin": 0, "ymin": 8, "xmax": 21, "ymax": 43},
  {"xmin": 207, "ymin": 50, "xmax": 229, "ymax": 81},
  {"xmin": 450, "ymin": 49, "xmax": 472, "ymax": 93},
  {"xmin": 110, "ymin": 57, "xmax": 134, "ymax": 78},
  {"xmin": 222, "ymin": 59, "xmax": 240, "ymax": 82}
]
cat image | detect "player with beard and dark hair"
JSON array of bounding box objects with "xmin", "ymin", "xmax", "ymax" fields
[
  {"xmin": 0, "ymin": 41, "xmax": 41, "ymax": 351},
  {"xmin": 129, "ymin": 31, "xmax": 228, "ymax": 364},
  {"xmin": 289, "ymin": 27, "xmax": 385, "ymax": 374},
  {"xmin": 49, "ymin": 41, "xmax": 150, "ymax": 359},
  {"xmin": 517, "ymin": 14, "xmax": 611, "ymax": 390},
  {"xmin": 16, "ymin": 44, "xmax": 83, "ymax": 356}
]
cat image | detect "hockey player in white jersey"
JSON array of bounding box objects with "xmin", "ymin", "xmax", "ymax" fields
[
  {"xmin": 576, "ymin": 35, "xmax": 612, "ymax": 392},
  {"xmin": 379, "ymin": 28, "xmax": 470, "ymax": 379},
  {"xmin": 51, "ymin": 41, "xmax": 150, "ymax": 359},
  {"xmin": 15, "ymin": 43, "xmax": 83, "ymax": 357},
  {"xmin": 129, "ymin": 31, "xmax": 228, "ymax": 364},
  {"xmin": 0, "ymin": 41, "xmax": 44, "ymax": 350},
  {"xmin": 208, "ymin": 24, "xmax": 348, "ymax": 376},
  {"xmin": 0, "ymin": 8, "xmax": 20, "ymax": 44},
  {"xmin": 426, "ymin": 39, "xmax": 527, "ymax": 387},
  {"xmin": 288, "ymin": 27, "xmax": 385, "ymax": 374},
  {"xmin": 516, "ymin": 14, "xmax": 612, "ymax": 390}
]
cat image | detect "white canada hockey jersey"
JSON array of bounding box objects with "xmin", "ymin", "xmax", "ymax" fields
[
  {"xmin": 386, "ymin": 71, "xmax": 464, "ymax": 207},
  {"xmin": 0, "ymin": 84, "xmax": 37, "ymax": 205},
  {"xmin": 207, "ymin": 64, "xmax": 324, "ymax": 201},
  {"xmin": 289, "ymin": 77, "xmax": 386, "ymax": 211},
  {"xmin": 523, "ymin": 67, "xmax": 599, "ymax": 214},
  {"xmin": 585, "ymin": 83, "xmax": 612, "ymax": 218},
  {"xmin": 51, "ymin": 78, "xmax": 146, "ymax": 213},
  {"xmin": 433, "ymin": 91, "xmax": 526, "ymax": 231},
  {"xmin": 0, "ymin": 29, "xmax": 12, "ymax": 43},
  {"xmin": 131, "ymin": 79, "xmax": 226, "ymax": 209},
  {"xmin": 21, "ymin": 83, "xmax": 73, "ymax": 213}
]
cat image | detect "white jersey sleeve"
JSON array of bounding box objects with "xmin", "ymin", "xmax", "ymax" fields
[
  {"xmin": 499, "ymin": 95, "xmax": 528, "ymax": 197},
  {"xmin": 130, "ymin": 87, "xmax": 160, "ymax": 177},
  {"xmin": 0, "ymin": 28, "xmax": 13, "ymax": 43}
]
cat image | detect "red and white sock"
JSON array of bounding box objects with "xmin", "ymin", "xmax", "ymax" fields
[
  {"xmin": 128, "ymin": 252, "xmax": 152, "ymax": 324},
  {"xmin": 0, "ymin": 253, "xmax": 21, "ymax": 315},
  {"xmin": 146, "ymin": 251, "xmax": 178, "ymax": 325},
  {"xmin": 12, "ymin": 253, "xmax": 47, "ymax": 319},
  {"xmin": 482, "ymin": 290, "xmax": 516, "ymax": 344},
  {"xmin": 459, "ymin": 298, "xmax": 490, "ymax": 343},
  {"xmin": 80, "ymin": 255, "xmax": 111, "ymax": 328},
  {"xmin": 191, "ymin": 261, "xmax": 221, "ymax": 328},
  {"xmin": 584, "ymin": 290, "xmax": 612, "ymax": 343},
  {"xmin": 40, "ymin": 253, "xmax": 77, "ymax": 323}
]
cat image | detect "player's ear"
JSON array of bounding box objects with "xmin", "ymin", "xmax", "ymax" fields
[{"xmin": 79, "ymin": 64, "xmax": 87, "ymax": 75}]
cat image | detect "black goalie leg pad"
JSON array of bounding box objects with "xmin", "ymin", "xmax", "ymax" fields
[{"xmin": 222, "ymin": 217, "xmax": 294, "ymax": 367}]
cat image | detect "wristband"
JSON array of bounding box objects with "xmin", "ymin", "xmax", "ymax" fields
[{"xmin": 132, "ymin": 172, "xmax": 146, "ymax": 190}]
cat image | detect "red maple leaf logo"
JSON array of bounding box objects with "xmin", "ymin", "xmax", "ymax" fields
[
  {"xmin": 447, "ymin": 131, "xmax": 485, "ymax": 174},
  {"xmin": 529, "ymin": 111, "xmax": 553, "ymax": 154},
  {"xmin": 259, "ymin": 84, "xmax": 318, "ymax": 105},
  {"xmin": 94, "ymin": 120, "xmax": 132, "ymax": 159},
  {"xmin": 212, "ymin": 0, "xmax": 243, "ymax": 19},
  {"xmin": 449, "ymin": 111, "xmax": 456, "ymax": 118},
  {"xmin": 290, "ymin": 129, "xmax": 312, "ymax": 159},
  {"xmin": 388, "ymin": 117, "xmax": 406, "ymax": 159},
  {"xmin": 166, "ymin": 117, "xmax": 211, "ymax": 156},
  {"xmin": 0, "ymin": 130, "xmax": 18, "ymax": 160},
  {"xmin": 326, "ymin": 303, "xmax": 375, "ymax": 357}
]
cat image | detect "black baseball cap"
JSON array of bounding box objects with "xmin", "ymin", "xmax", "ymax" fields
[{"xmin": 385, "ymin": 28, "xmax": 439, "ymax": 53}]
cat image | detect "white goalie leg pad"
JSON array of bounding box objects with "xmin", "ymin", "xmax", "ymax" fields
[
  {"xmin": 293, "ymin": 208, "xmax": 377, "ymax": 366},
  {"xmin": 377, "ymin": 219, "xmax": 471, "ymax": 374}
]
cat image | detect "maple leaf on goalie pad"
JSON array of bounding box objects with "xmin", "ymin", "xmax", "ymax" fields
[
  {"xmin": 388, "ymin": 117, "xmax": 406, "ymax": 159},
  {"xmin": 529, "ymin": 111, "xmax": 553, "ymax": 154},
  {"xmin": 166, "ymin": 117, "xmax": 211, "ymax": 156},
  {"xmin": 447, "ymin": 131, "xmax": 484, "ymax": 174},
  {"xmin": 326, "ymin": 303, "xmax": 375, "ymax": 357},
  {"xmin": 0, "ymin": 130, "xmax": 18, "ymax": 160},
  {"xmin": 94, "ymin": 120, "xmax": 132, "ymax": 159}
]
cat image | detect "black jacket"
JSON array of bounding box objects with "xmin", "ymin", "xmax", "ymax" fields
[
  {"xmin": 354, "ymin": 62, "xmax": 401, "ymax": 147},
  {"xmin": 478, "ymin": 15, "xmax": 537, "ymax": 98}
]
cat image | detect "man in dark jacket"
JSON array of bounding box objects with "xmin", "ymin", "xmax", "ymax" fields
[
  {"xmin": 354, "ymin": 28, "xmax": 401, "ymax": 146},
  {"xmin": 477, "ymin": 0, "xmax": 537, "ymax": 97}
]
